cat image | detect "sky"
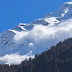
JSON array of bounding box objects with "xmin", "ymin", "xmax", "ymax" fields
[{"xmin": 0, "ymin": 0, "xmax": 72, "ymax": 33}]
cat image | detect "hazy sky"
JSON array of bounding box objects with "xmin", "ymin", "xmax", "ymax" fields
[{"xmin": 0, "ymin": 0, "xmax": 72, "ymax": 33}]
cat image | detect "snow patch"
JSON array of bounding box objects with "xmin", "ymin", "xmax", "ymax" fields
[{"xmin": 64, "ymin": 1, "xmax": 72, "ymax": 4}]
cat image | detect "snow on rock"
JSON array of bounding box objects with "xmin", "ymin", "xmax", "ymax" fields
[
  {"xmin": 54, "ymin": 1, "xmax": 72, "ymax": 20},
  {"xmin": 64, "ymin": 1, "xmax": 72, "ymax": 4}
]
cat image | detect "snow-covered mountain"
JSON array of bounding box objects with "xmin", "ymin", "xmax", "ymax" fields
[{"xmin": 0, "ymin": 1, "xmax": 72, "ymax": 65}]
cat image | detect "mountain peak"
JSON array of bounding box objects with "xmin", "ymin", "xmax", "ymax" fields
[
  {"xmin": 1, "ymin": 1, "xmax": 72, "ymax": 65},
  {"xmin": 64, "ymin": 1, "xmax": 72, "ymax": 5},
  {"xmin": 54, "ymin": 1, "xmax": 72, "ymax": 20}
]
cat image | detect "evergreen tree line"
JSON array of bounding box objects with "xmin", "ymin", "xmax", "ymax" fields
[{"xmin": 0, "ymin": 38, "xmax": 72, "ymax": 72}]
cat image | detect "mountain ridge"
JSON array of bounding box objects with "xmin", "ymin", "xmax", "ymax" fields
[{"xmin": 0, "ymin": 1, "xmax": 72, "ymax": 65}]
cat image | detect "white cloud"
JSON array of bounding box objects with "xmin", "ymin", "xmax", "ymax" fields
[
  {"xmin": 14, "ymin": 19, "xmax": 72, "ymax": 54},
  {"xmin": 1, "ymin": 19, "xmax": 72, "ymax": 65},
  {"xmin": 29, "ymin": 43, "xmax": 34, "ymax": 47},
  {"xmin": 0, "ymin": 52, "xmax": 34, "ymax": 65}
]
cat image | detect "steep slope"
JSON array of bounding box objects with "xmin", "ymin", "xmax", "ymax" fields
[
  {"xmin": 15, "ymin": 38, "xmax": 72, "ymax": 72},
  {"xmin": 1, "ymin": 38, "xmax": 72, "ymax": 72},
  {"xmin": 54, "ymin": 1, "xmax": 72, "ymax": 20},
  {"xmin": 0, "ymin": 1, "xmax": 72, "ymax": 64}
]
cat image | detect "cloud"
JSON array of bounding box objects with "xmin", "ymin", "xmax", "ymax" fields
[
  {"xmin": 0, "ymin": 51, "xmax": 34, "ymax": 65},
  {"xmin": 14, "ymin": 19, "xmax": 72, "ymax": 54},
  {"xmin": 1, "ymin": 19, "xmax": 72, "ymax": 65}
]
